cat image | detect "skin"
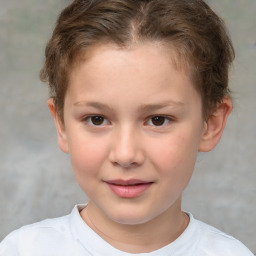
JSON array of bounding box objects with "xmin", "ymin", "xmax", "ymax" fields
[{"xmin": 48, "ymin": 42, "xmax": 232, "ymax": 253}]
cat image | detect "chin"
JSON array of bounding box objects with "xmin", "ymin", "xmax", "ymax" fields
[{"xmin": 107, "ymin": 209, "xmax": 155, "ymax": 226}]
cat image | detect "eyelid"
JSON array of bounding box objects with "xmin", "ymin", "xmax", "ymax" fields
[
  {"xmin": 81, "ymin": 114, "xmax": 174, "ymax": 127},
  {"xmin": 82, "ymin": 115, "xmax": 111, "ymax": 126},
  {"xmin": 145, "ymin": 115, "xmax": 174, "ymax": 127}
]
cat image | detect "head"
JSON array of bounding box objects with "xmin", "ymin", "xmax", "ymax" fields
[
  {"xmin": 41, "ymin": 0, "xmax": 234, "ymax": 230},
  {"xmin": 40, "ymin": 0, "xmax": 235, "ymax": 123}
]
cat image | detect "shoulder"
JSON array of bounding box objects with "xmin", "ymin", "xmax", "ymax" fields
[
  {"xmin": 195, "ymin": 218, "xmax": 254, "ymax": 256},
  {"xmin": 0, "ymin": 213, "xmax": 75, "ymax": 256}
]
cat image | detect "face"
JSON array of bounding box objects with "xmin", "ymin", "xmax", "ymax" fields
[{"xmin": 55, "ymin": 42, "xmax": 207, "ymax": 225}]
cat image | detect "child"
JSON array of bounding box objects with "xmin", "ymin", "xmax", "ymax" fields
[{"xmin": 0, "ymin": 0, "xmax": 254, "ymax": 255}]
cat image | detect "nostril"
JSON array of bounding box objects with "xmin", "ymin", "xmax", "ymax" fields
[
  {"xmin": 109, "ymin": 132, "xmax": 145, "ymax": 168},
  {"xmin": 112, "ymin": 161, "xmax": 138, "ymax": 168}
]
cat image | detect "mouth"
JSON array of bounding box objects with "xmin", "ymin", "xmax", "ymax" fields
[{"xmin": 105, "ymin": 179, "xmax": 154, "ymax": 198}]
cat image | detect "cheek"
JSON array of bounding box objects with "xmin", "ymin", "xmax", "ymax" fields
[
  {"xmin": 68, "ymin": 136, "xmax": 109, "ymax": 178},
  {"xmin": 149, "ymin": 132, "xmax": 199, "ymax": 177}
]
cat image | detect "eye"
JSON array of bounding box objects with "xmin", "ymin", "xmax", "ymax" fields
[
  {"xmin": 84, "ymin": 115, "xmax": 109, "ymax": 126},
  {"xmin": 146, "ymin": 116, "xmax": 171, "ymax": 126}
]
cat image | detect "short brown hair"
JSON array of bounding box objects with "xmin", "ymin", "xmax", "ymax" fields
[{"xmin": 40, "ymin": 0, "xmax": 235, "ymax": 121}]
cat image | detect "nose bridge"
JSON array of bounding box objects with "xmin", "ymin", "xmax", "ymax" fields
[{"xmin": 110, "ymin": 123, "xmax": 144, "ymax": 167}]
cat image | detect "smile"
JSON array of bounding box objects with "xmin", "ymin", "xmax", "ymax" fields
[{"xmin": 105, "ymin": 179, "xmax": 154, "ymax": 198}]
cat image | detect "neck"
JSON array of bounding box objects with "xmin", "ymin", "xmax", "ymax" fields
[{"xmin": 80, "ymin": 200, "xmax": 189, "ymax": 253}]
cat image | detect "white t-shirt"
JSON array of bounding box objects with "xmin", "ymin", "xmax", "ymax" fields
[{"xmin": 0, "ymin": 205, "xmax": 253, "ymax": 256}]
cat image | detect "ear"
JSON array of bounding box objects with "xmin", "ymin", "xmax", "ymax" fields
[
  {"xmin": 199, "ymin": 97, "xmax": 232, "ymax": 152},
  {"xmin": 47, "ymin": 98, "xmax": 69, "ymax": 153}
]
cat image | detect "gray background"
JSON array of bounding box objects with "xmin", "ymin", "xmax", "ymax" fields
[{"xmin": 0, "ymin": 0, "xmax": 255, "ymax": 253}]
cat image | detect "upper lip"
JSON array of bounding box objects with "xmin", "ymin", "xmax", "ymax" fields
[{"xmin": 105, "ymin": 179, "xmax": 153, "ymax": 186}]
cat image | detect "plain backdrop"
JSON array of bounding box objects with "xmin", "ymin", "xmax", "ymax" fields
[{"xmin": 0, "ymin": 0, "xmax": 255, "ymax": 253}]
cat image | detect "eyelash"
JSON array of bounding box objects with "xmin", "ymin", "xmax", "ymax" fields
[
  {"xmin": 145, "ymin": 116, "xmax": 173, "ymax": 127},
  {"xmin": 82, "ymin": 115, "xmax": 173, "ymax": 127},
  {"xmin": 82, "ymin": 115, "xmax": 110, "ymax": 126}
]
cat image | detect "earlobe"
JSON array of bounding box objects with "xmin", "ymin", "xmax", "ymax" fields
[
  {"xmin": 199, "ymin": 97, "xmax": 232, "ymax": 152},
  {"xmin": 47, "ymin": 98, "xmax": 69, "ymax": 153}
]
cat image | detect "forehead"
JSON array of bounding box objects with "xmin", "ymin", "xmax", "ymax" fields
[
  {"xmin": 66, "ymin": 42, "xmax": 201, "ymax": 113},
  {"xmin": 71, "ymin": 42, "xmax": 194, "ymax": 85}
]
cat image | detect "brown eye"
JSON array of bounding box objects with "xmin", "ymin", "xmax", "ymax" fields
[
  {"xmin": 90, "ymin": 116, "xmax": 105, "ymax": 126},
  {"xmin": 151, "ymin": 116, "xmax": 166, "ymax": 126}
]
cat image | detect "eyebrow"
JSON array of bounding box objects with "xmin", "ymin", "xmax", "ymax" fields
[
  {"xmin": 73, "ymin": 100, "xmax": 184, "ymax": 112},
  {"xmin": 138, "ymin": 100, "xmax": 184, "ymax": 112},
  {"xmin": 73, "ymin": 101, "xmax": 114, "ymax": 111}
]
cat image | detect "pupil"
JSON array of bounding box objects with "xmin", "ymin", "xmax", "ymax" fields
[
  {"xmin": 92, "ymin": 116, "xmax": 104, "ymax": 125},
  {"xmin": 152, "ymin": 116, "xmax": 165, "ymax": 126}
]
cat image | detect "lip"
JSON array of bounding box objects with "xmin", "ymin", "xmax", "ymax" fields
[{"xmin": 105, "ymin": 179, "xmax": 153, "ymax": 198}]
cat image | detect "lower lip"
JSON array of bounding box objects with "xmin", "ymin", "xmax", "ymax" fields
[{"xmin": 107, "ymin": 183, "xmax": 153, "ymax": 198}]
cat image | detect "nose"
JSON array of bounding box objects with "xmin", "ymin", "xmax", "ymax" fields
[{"xmin": 109, "ymin": 126, "xmax": 145, "ymax": 168}]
